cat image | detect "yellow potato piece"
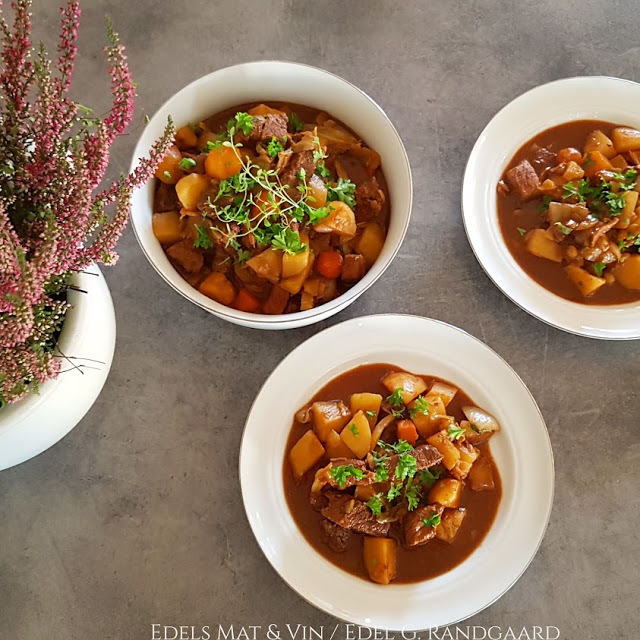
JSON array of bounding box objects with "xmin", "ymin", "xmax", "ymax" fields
[
  {"xmin": 340, "ymin": 410, "xmax": 372, "ymax": 459},
  {"xmin": 350, "ymin": 392, "xmax": 383, "ymax": 428},
  {"xmin": 381, "ymin": 371, "xmax": 427, "ymax": 404},
  {"xmin": 175, "ymin": 173, "xmax": 210, "ymax": 210},
  {"xmin": 325, "ymin": 430, "xmax": 356, "ymax": 459},
  {"xmin": 289, "ymin": 430, "xmax": 325, "ymax": 479},
  {"xmin": 615, "ymin": 255, "xmax": 640, "ymax": 290},
  {"xmin": 363, "ymin": 537, "xmax": 397, "ymax": 585},
  {"xmin": 564, "ymin": 264, "xmax": 606, "ymax": 297},
  {"xmin": 525, "ymin": 229, "xmax": 563, "ymax": 262},
  {"xmin": 152, "ymin": 211, "xmax": 183, "ymax": 246}
]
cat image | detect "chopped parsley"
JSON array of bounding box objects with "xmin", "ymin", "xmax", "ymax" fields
[
  {"xmin": 227, "ymin": 111, "xmax": 253, "ymax": 136},
  {"xmin": 327, "ymin": 178, "xmax": 357, "ymax": 209},
  {"xmin": 365, "ymin": 493, "xmax": 384, "ymax": 515},
  {"xmin": 288, "ymin": 112, "xmax": 304, "ymax": 133},
  {"xmin": 386, "ymin": 483, "xmax": 402, "ymax": 501},
  {"xmin": 418, "ymin": 467, "xmax": 442, "ymax": 487},
  {"xmin": 563, "ymin": 179, "xmax": 591, "ymax": 203},
  {"xmin": 404, "ymin": 482, "xmax": 421, "ymax": 511},
  {"xmin": 378, "ymin": 439, "xmax": 413, "ymax": 454},
  {"xmin": 372, "ymin": 452, "xmax": 389, "ymax": 482},
  {"xmin": 236, "ymin": 248, "xmax": 252, "ymax": 264},
  {"xmin": 193, "ymin": 225, "xmax": 213, "ymax": 249},
  {"xmin": 312, "ymin": 135, "xmax": 326, "ymax": 163},
  {"xmin": 537, "ymin": 195, "xmax": 553, "ymax": 212},
  {"xmin": 348, "ymin": 423, "xmax": 359, "ymax": 437},
  {"xmin": 517, "ymin": 227, "xmax": 527, "ymax": 237},
  {"xmin": 422, "ymin": 513, "xmax": 442, "ymax": 528},
  {"xmin": 163, "ymin": 170, "xmax": 172, "ymax": 181},
  {"xmin": 386, "ymin": 388, "xmax": 405, "ymax": 407},
  {"xmin": 391, "ymin": 408, "xmax": 405, "ymax": 419},
  {"xmin": 271, "ymin": 227, "xmax": 307, "ymax": 255},
  {"xmin": 330, "ymin": 464, "xmax": 366, "ymax": 489},
  {"xmin": 409, "ymin": 395, "xmax": 429, "ymax": 419},
  {"xmin": 593, "ymin": 262, "xmax": 606, "ymax": 277},
  {"xmin": 266, "ymin": 137, "xmax": 284, "ymax": 158},
  {"xmin": 315, "ymin": 161, "xmax": 331, "ymax": 178},
  {"xmin": 395, "ymin": 452, "xmax": 418, "ymax": 481},
  {"xmin": 448, "ymin": 425, "xmax": 466, "ymax": 441},
  {"xmin": 178, "ymin": 157, "xmax": 196, "ymax": 170},
  {"xmin": 365, "ymin": 410, "xmax": 377, "ymax": 419}
]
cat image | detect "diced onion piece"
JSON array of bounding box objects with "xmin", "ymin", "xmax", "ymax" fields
[
  {"xmin": 461, "ymin": 406, "xmax": 501, "ymax": 435},
  {"xmin": 369, "ymin": 414, "xmax": 395, "ymax": 452}
]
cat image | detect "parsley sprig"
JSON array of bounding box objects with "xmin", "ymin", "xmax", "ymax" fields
[{"xmin": 330, "ymin": 464, "xmax": 366, "ymax": 489}]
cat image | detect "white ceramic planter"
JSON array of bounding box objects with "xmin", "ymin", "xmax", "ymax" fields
[{"xmin": 0, "ymin": 266, "xmax": 116, "ymax": 471}]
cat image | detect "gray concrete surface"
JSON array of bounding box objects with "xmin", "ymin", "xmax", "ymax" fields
[{"xmin": 1, "ymin": 1, "xmax": 639, "ymax": 638}]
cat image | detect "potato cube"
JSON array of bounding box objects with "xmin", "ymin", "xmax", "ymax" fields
[
  {"xmin": 584, "ymin": 130, "xmax": 616, "ymax": 159},
  {"xmin": 300, "ymin": 291, "xmax": 314, "ymax": 311},
  {"xmin": 562, "ymin": 161, "xmax": 584, "ymax": 181},
  {"xmin": 350, "ymin": 393, "xmax": 383, "ymax": 428},
  {"xmin": 311, "ymin": 400, "xmax": 352, "ymax": 442},
  {"xmin": 610, "ymin": 154, "xmax": 628, "ymax": 171},
  {"xmin": 355, "ymin": 223, "xmax": 385, "ymax": 266},
  {"xmin": 246, "ymin": 247, "xmax": 283, "ymax": 284},
  {"xmin": 467, "ymin": 456, "xmax": 496, "ymax": 491},
  {"xmin": 198, "ymin": 272, "xmax": 236, "ymax": 305},
  {"xmin": 340, "ymin": 410, "xmax": 372, "ymax": 459},
  {"xmin": 152, "ymin": 211, "xmax": 184, "ymax": 246},
  {"xmin": 525, "ymin": 229, "xmax": 563, "ymax": 262},
  {"xmin": 615, "ymin": 255, "xmax": 640, "ymax": 290},
  {"xmin": 313, "ymin": 201, "xmax": 357, "ymax": 238},
  {"xmin": 325, "ymin": 429, "xmax": 356, "ymax": 459},
  {"xmin": 428, "ymin": 381, "xmax": 458, "ymax": 407},
  {"xmin": 411, "ymin": 394, "xmax": 447, "ymax": 439},
  {"xmin": 289, "ymin": 430, "xmax": 325, "ymax": 479},
  {"xmin": 427, "ymin": 431, "xmax": 461, "ymax": 470},
  {"xmin": 175, "ymin": 173, "xmax": 210, "ymax": 210},
  {"xmin": 564, "ymin": 264, "xmax": 606, "ymax": 297},
  {"xmin": 280, "ymin": 253, "xmax": 315, "ymax": 295},
  {"xmin": 622, "ymin": 191, "xmax": 639, "ymax": 220},
  {"xmin": 363, "ymin": 537, "xmax": 397, "ymax": 585},
  {"xmin": 382, "ymin": 371, "xmax": 427, "ymax": 404},
  {"xmin": 612, "ymin": 127, "xmax": 640, "ymax": 153},
  {"xmin": 428, "ymin": 478, "xmax": 463, "ymax": 508},
  {"xmin": 583, "ymin": 150, "xmax": 614, "ymax": 178},
  {"xmin": 434, "ymin": 508, "xmax": 467, "ymax": 543},
  {"xmin": 282, "ymin": 232, "xmax": 310, "ymax": 279}
]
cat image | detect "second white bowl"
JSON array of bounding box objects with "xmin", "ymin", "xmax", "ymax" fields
[{"xmin": 130, "ymin": 61, "xmax": 412, "ymax": 329}]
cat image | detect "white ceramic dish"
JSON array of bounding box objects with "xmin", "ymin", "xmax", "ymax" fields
[
  {"xmin": 240, "ymin": 314, "xmax": 554, "ymax": 630},
  {"xmin": 463, "ymin": 76, "xmax": 640, "ymax": 340},
  {"xmin": 130, "ymin": 61, "xmax": 412, "ymax": 330}
]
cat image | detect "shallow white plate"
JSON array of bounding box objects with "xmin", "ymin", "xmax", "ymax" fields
[
  {"xmin": 463, "ymin": 76, "xmax": 640, "ymax": 340},
  {"xmin": 240, "ymin": 315, "xmax": 554, "ymax": 630}
]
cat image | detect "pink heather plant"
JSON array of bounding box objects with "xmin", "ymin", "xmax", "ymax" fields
[{"xmin": 0, "ymin": 0, "xmax": 174, "ymax": 405}]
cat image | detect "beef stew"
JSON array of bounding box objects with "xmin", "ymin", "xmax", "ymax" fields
[
  {"xmin": 497, "ymin": 120, "xmax": 640, "ymax": 304},
  {"xmin": 283, "ymin": 364, "xmax": 502, "ymax": 585},
  {"xmin": 152, "ymin": 103, "xmax": 390, "ymax": 314}
]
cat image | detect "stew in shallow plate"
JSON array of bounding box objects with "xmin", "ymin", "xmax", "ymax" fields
[
  {"xmin": 284, "ymin": 364, "xmax": 502, "ymax": 585},
  {"xmin": 498, "ymin": 120, "xmax": 640, "ymax": 304},
  {"xmin": 152, "ymin": 103, "xmax": 389, "ymax": 314}
]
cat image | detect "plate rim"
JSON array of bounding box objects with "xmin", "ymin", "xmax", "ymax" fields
[
  {"xmin": 462, "ymin": 75, "xmax": 640, "ymax": 341},
  {"xmin": 239, "ymin": 314, "xmax": 555, "ymax": 630}
]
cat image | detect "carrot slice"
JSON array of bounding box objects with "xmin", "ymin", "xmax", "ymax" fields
[
  {"xmin": 233, "ymin": 288, "xmax": 261, "ymax": 313},
  {"xmin": 316, "ymin": 250, "xmax": 343, "ymax": 279},
  {"xmin": 396, "ymin": 420, "xmax": 419, "ymax": 446}
]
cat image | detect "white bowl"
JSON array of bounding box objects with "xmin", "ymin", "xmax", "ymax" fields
[
  {"xmin": 240, "ymin": 314, "xmax": 554, "ymax": 630},
  {"xmin": 463, "ymin": 76, "xmax": 640, "ymax": 340},
  {"xmin": 130, "ymin": 61, "xmax": 412, "ymax": 330}
]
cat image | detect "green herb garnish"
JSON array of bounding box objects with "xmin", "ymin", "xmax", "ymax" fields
[
  {"xmin": 447, "ymin": 425, "xmax": 466, "ymax": 441},
  {"xmin": 193, "ymin": 225, "xmax": 212, "ymax": 249},
  {"xmin": 409, "ymin": 395, "xmax": 429, "ymax": 419},
  {"xmin": 365, "ymin": 493, "xmax": 384, "ymax": 515},
  {"xmin": 378, "ymin": 439, "xmax": 413, "ymax": 454},
  {"xmin": 227, "ymin": 111, "xmax": 253, "ymax": 136},
  {"xmin": 330, "ymin": 464, "xmax": 366, "ymax": 489},
  {"xmin": 418, "ymin": 467, "xmax": 442, "ymax": 487},
  {"xmin": 386, "ymin": 388, "xmax": 405, "ymax": 407},
  {"xmin": 395, "ymin": 452, "xmax": 418, "ymax": 481},
  {"xmin": 327, "ymin": 178, "xmax": 356, "ymax": 209},
  {"xmin": 315, "ymin": 161, "xmax": 331, "ymax": 178},
  {"xmin": 266, "ymin": 137, "xmax": 284, "ymax": 158},
  {"xmin": 404, "ymin": 483, "xmax": 421, "ymax": 511},
  {"xmin": 386, "ymin": 483, "xmax": 402, "ymax": 501},
  {"xmin": 348, "ymin": 423, "xmax": 359, "ymax": 436},
  {"xmin": 178, "ymin": 157, "xmax": 196, "ymax": 170},
  {"xmin": 271, "ymin": 226, "xmax": 307, "ymax": 255},
  {"xmin": 288, "ymin": 112, "xmax": 304, "ymax": 133},
  {"xmin": 517, "ymin": 227, "xmax": 527, "ymax": 237},
  {"xmin": 593, "ymin": 262, "xmax": 606, "ymax": 277},
  {"xmin": 422, "ymin": 513, "xmax": 441, "ymax": 528},
  {"xmin": 554, "ymin": 221, "xmax": 572, "ymax": 235}
]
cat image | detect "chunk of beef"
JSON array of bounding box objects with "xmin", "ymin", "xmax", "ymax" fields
[
  {"xmin": 311, "ymin": 458, "xmax": 375, "ymax": 494},
  {"xmin": 321, "ymin": 492, "xmax": 390, "ymax": 537},
  {"xmin": 154, "ymin": 182, "xmax": 180, "ymax": 212},
  {"xmin": 505, "ymin": 159, "xmax": 540, "ymax": 202},
  {"xmin": 166, "ymin": 239, "xmax": 204, "ymax": 274},
  {"xmin": 386, "ymin": 444, "xmax": 443, "ymax": 479},
  {"xmin": 341, "ymin": 254, "xmax": 366, "ymax": 282},
  {"xmin": 403, "ymin": 504, "xmax": 445, "ymax": 548},
  {"xmin": 279, "ymin": 150, "xmax": 316, "ymax": 198},
  {"xmin": 245, "ymin": 113, "xmax": 288, "ymax": 143},
  {"xmin": 354, "ymin": 177, "xmax": 384, "ymax": 222},
  {"xmin": 320, "ymin": 518, "xmax": 351, "ymax": 552}
]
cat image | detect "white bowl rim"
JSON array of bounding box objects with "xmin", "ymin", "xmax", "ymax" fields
[
  {"xmin": 462, "ymin": 75, "xmax": 640, "ymax": 340},
  {"xmin": 130, "ymin": 60, "xmax": 412, "ymax": 326},
  {"xmin": 239, "ymin": 313, "xmax": 555, "ymax": 630}
]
